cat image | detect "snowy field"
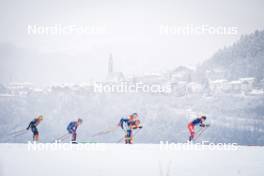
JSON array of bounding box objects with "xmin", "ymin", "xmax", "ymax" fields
[{"xmin": 0, "ymin": 143, "xmax": 263, "ymax": 176}]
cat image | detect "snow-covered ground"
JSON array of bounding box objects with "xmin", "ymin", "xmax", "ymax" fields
[{"xmin": 0, "ymin": 143, "xmax": 263, "ymax": 176}]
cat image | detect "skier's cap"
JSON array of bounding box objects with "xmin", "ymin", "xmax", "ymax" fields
[
  {"xmin": 201, "ymin": 116, "xmax": 206, "ymax": 120},
  {"xmin": 77, "ymin": 118, "xmax": 83, "ymax": 124},
  {"xmin": 37, "ymin": 115, "xmax": 44, "ymax": 120}
]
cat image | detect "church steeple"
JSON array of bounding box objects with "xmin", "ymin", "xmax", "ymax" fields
[{"xmin": 108, "ymin": 53, "xmax": 113, "ymax": 73}]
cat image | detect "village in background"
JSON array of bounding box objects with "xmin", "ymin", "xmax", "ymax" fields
[{"xmin": 0, "ymin": 30, "xmax": 264, "ymax": 145}]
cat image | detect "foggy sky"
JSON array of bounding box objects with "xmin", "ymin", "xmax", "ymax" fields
[{"xmin": 0, "ymin": 0, "xmax": 264, "ymax": 85}]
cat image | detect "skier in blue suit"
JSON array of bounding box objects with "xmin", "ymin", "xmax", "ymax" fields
[{"xmin": 67, "ymin": 118, "xmax": 83, "ymax": 142}]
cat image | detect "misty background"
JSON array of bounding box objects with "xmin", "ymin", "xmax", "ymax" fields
[{"xmin": 0, "ymin": 0, "xmax": 264, "ymax": 84}]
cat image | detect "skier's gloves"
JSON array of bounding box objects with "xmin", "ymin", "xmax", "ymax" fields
[
  {"xmin": 205, "ymin": 124, "xmax": 210, "ymax": 127},
  {"xmin": 200, "ymin": 124, "xmax": 205, "ymax": 127},
  {"xmin": 139, "ymin": 126, "xmax": 143, "ymax": 129}
]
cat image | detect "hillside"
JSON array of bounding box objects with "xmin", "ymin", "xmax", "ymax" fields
[{"xmin": 200, "ymin": 30, "xmax": 264, "ymax": 81}]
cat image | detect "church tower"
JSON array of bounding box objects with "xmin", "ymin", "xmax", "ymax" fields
[{"xmin": 108, "ymin": 53, "xmax": 113, "ymax": 74}]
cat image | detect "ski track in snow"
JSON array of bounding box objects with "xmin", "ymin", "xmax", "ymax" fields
[{"xmin": 0, "ymin": 143, "xmax": 263, "ymax": 176}]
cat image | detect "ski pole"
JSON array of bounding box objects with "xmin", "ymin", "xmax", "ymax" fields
[
  {"xmin": 117, "ymin": 136, "xmax": 124, "ymax": 143},
  {"xmin": 1, "ymin": 129, "xmax": 28, "ymax": 143},
  {"xmin": 7, "ymin": 129, "xmax": 27, "ymax": 136},
  {"xmin": 53, "ymin": 133, "xmax": 70, "ymax": 142},
  {"xmin": 6, "ymin": 129, "xmax": 28, "ymax": 138},
  {"xmin": 117, "ymin": 128, "xmax": 142, "ymax": 143},
  {"xmin": 12, "ymin": 130, "xmax": 28, "ymax": 137},
  {"xmin": 91, "ymin": 126, "xmax": 119, "ymax": 137},
  {"xmin": 193, "ymin": 126, "xmax": 209, "ymax": 142},
  {"xmin": 116, "ymin": 129, "xmax": 127, "ymax": 143}
]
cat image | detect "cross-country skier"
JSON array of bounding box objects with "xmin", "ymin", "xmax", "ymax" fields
[
  {"xmin": 119, "ymin": 113, "xmax": 143, "ymax": 144},
  {"xmin": 187, "ymin": 116, "xmax": 208, "ymax": 141},
  {"xmin": 67, "ymin": 118, "xmax": 83, "ymax": 143},
  {"xmin": 26, "ymin": 115, "xmax": 44, "ymax": 141}
]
